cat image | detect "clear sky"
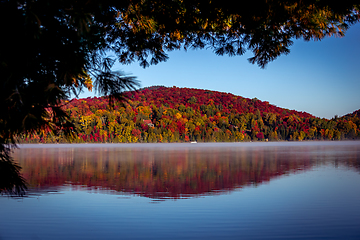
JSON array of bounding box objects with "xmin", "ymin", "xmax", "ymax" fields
[{"xmin": 79, "ymin": 23, "xmax": 360, "ymax": 119}]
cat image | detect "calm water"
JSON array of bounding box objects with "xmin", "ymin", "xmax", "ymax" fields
[{"xmin": 1, "ymin": 142, "xmax": 360, "ymax": 240}]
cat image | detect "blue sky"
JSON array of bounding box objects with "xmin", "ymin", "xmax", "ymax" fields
[{"xmin": 80, "ymin": 23, "xmax": 360, "ymax": 119}]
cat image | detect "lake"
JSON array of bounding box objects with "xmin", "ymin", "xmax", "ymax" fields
[{"xmin": 1, "ymin": 142, "xmax": 360, "ymax": 240}]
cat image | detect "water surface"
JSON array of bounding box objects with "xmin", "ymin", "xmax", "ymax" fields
[{"xmin": 1, "ymin": 142, "xmax": 360, "ymax": 239}]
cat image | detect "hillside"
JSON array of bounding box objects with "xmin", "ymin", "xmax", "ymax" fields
[
  {"xmin": 19, "ymin": 86, "xmax": 360, "ymax": 143},
  {"xmin": 344, "ymin": 109, "xmax": 360, "ymax": 119}
]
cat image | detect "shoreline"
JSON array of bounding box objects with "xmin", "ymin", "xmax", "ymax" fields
[{"xmin": 15, "ymin": 140, "xmax": 360, "ymax": 149}]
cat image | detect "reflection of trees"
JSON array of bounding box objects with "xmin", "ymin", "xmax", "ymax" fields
[{"xmin": 13, "ymin": 144, "xmax": 360, "ymax": 199}]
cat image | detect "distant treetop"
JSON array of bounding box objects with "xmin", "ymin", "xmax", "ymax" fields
[{"xmin": 138, "ymin": 86, "xmax": 167, "ymax": 91}]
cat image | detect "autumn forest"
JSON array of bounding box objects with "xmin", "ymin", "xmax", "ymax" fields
[{"xmin": 18, "ymin": 86, "xmax": 360, "ymax": 143}]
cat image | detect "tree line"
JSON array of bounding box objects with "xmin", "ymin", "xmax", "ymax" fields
[{"xmin": 18, "ymin": 87, "xmax": 360, "ymax": 143}]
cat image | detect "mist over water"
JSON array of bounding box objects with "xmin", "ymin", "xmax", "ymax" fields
[{"xmin": 1, "ymin": 142, "xmax": 360, "ymax": 239}]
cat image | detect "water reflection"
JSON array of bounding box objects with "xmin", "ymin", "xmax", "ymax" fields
[{"xmin": 13, "ymin": 142, "xmax": 360, "ymax": 199}]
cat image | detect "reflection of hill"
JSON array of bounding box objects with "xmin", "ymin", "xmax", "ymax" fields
[{"xmin": 14, "ymin": 143, "xmax": 360, "ymax": 199}]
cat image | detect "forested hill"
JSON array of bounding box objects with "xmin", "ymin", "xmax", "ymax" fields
[
  {"xmin": 20, "ymin": 86, "xmax": 359, "ymax": 143},
  {"xmin": 130, "ymin": 86, "xmax": 314, "ymax": 118}
]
